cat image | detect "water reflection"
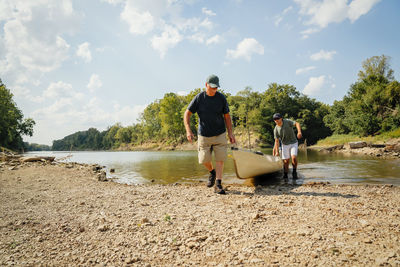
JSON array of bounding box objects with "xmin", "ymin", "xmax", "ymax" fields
[{"xmin": 25, "ymin": 149, "xmax": 400, "ymax": 185}]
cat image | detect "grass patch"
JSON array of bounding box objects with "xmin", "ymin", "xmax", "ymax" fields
[{"xmin": 315, "ymin": 128, "xmax": 400, "ymax": 147}]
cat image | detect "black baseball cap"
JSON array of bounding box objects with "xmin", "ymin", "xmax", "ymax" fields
[{"xmin": 273, "ymin": 113, "xmax": 282, "ymax": 120}]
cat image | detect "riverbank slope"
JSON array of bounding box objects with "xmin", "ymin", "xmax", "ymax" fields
[{"xmin": 1, "ymin": 161, "xmax": 399, "ymax": 266}]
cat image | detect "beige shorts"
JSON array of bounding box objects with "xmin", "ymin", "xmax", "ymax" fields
[{"xmin": 197, "ymin": 132, "xmax": 227, "ymax": 164}]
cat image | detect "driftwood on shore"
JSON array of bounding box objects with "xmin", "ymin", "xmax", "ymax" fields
[{"xmin": 20, "ymin": 156, "xmax": 55, "ymax": 163}]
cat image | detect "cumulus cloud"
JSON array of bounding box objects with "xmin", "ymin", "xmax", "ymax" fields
[
  {"xmin": 87, "ymin": 74, "xmax": 103, "ymax": 93},
  {"xmin": 76, "ymin": 42, "xmax": 92, "ymax": 62},
  {"xmin": 3, "ymin": 21, "xmax": 70, "ymax": 73},
  {"xmin": 43, "ymin": 81, "xmax": 84, "ymax": 100},
  {"xmin": 296, "ymin": 66, "xmax": 316, "ymax": 75},
  {"xmin": 303, "ymin": 75, "xmax": 326, "ymax": 95},
  {"xmin": 0, "ymin": 0, "xmax": 80, "ymax": 97},
  {"xmin": 274, "ymin": 6, "xmax": 293, "ymax": 27},
  {"xmin": 121, "ymin": 2, "xmax": 155, "ymax": 35},
  {"xmin": 310, "ymin": 50, "xmax": 337, "ymax": 61},
  {"xmin": 101, "ymin": 0, "xmax": 124, "ymax": 5},
  {"xmin": 151, "ymin": 25, "xmax": 183, "ymax": 58},
  {"xmin": 206, "ymin": 34, "xmax": 222, "ymax": 45},
  {"xmin": 30, "ymin": 82, "xmax": 147, "ymax": 145},
  {"xmin": 294, "ymin": 0, "xmax": 381, "ymax": 38},
  {"xmin": 118, "ymin": 0, "xmax": 218, "ymax": 57},
  {"xmin": 202, "ymin": 7, "xmax": 216, "ymax": 16},
  {"xmin": 226, "ymin": 38, "xmax": 264, "ymax": 61}
]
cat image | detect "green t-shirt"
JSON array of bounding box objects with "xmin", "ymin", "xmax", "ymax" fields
[{"xmin": 274, "ymin": 119, "xmax": 297, "ymax": 145}]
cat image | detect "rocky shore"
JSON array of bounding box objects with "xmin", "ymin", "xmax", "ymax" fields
[
  {"xmin": 1, "ymin": 157, "xmax": 400, "ymax": 266},
  {"xmin": 0, "ymin": 159, "xmax": 400, "ymax": 266},
  {"xmin": 312, "ymin": 139, "xmax": 400, "ymax": 159}
]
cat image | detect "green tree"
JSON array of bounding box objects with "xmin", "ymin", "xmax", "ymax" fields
[
  {"xmin": 102, "ymin": 124, "xmax": 121, "ymax": 149},
  {"xmin": 130, "ymin": 124, "xmax": 145, "ymax": 145},
  {"xmin": 325, "ymin": 55, "xmax": 400, "ymax": 136},
  {"xmin": 159, "ymin": 93, "xmax": 185, "ymax": 142},
  {"xmin": 115, "ymin": 127, "xmax": 132, "ymax": 144},
  {"xmin": 358, "ymin": 55, "xmax": 394, "ymax": 82},
  {"xmin": 140, "ymin": 101, "xmax": 162, "ymax": 141},
  {"xmin": 0, "ymin": 79, "xmax": 35, "ymax": 151},
  {"xmin": 258, "ymin": 83, "xmax": 330, "ymax": 145}
]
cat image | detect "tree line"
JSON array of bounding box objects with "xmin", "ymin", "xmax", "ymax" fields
[
  {"xmin": 1, "ymin": 55, "xmax": 398, "ymax": 152},
  {"xmin": 51, "ymin": 55, "xmax": 400, "ymax": 151}
]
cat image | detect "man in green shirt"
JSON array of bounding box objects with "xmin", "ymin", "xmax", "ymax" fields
[{"xmin": 272, "ymin": 113, "xmax": 302, "ymax": 179}]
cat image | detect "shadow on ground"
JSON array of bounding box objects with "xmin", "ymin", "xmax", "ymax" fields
[{"xmin": 227, "ymin": 171, "xmax": 359, "ymax": 199}]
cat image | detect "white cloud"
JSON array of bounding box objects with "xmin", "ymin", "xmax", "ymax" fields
[
  {"xmin": 295, "ymin": 0, "xmax": 381, "ymax": 37},
  {"xmin": 151, "ymin": 25, "xmax": 183, "ymax": 58},
  {"xmin": 43, "ymin": 81, "xmax": 83, "ymax": 100},
  {"xmin": 188, "ymin": 32, "xmax": 205, "ymax": 43},
  {"xmin": 296, "ymin": 66, "xmax": 316, "ymax": 75},
  {"xmin": 29, "ymin": 78, "xmax": 147, "ymax": 145},
  {"xmin": 101, "ymin": 0, "xmax": 125, "ymax": 5},
  {"xmin": 30, "ymin": 96, "xmax": 147, "ymax": 145},
  {"xmin": 202, "ymin": 7, "xmax": 216, "ymax": 16},
  {"xmin": 206, "ymin": 34, "xmax": 222, "ymax": 45},
  {"xmin": 303, "ymin": 75, "xmax": 326, "ymax": 95},
  {"xmin": 87, "ymin": 74, "xmax": 103, "ymax": 92},
  {"xmin": 4, "ymin": 20, "xmax": 70, "ymax": 73},
  {"xmin": 310, "ymin": 49, "xmax": 337, "ymax": 61},
  {"xmin": 199, "ymin": 17, "xmax": 213, "ymax": 30},
  {"xmin": 300, "ymin": 27, "xmax": 321, "ymax": 39},
  {"xmin": 121, "ymin": 2, "xmax": 155, "ymax": 35},
  {"xmin": 226, "ymin": 38, "xmax": 264, "ymax": 61},
  {"xmin": 274, "ymin": 6, "xmax": 293, "ymax": 27},
  {"xmin": 118, "ymin": 0, "xmax": 218, "ymax": 57},
  {"xmin": 348, "ymin": 0, "xmax": 381, "ymax": 22},
  {"xmin": 0, "ymin": 0, "xmax": 80, "ymax": 99},
  {"xmin": 76, "ymin": 42, "xmax": 92, "ymax": 63}
]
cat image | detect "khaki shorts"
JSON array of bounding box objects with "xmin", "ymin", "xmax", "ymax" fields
[{"xmin": 197, "ymin": 132, "xmax": 227, "ymax": 164}]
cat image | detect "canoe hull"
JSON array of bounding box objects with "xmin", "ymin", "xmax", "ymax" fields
[{"xmin": 231, "ymin": 149, "xmax": 282, "ymax": 179}]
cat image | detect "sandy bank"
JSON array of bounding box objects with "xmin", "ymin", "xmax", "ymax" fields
[{"xmin": 1, "ymin": 161, "xmax": 399, "ymax": 266}]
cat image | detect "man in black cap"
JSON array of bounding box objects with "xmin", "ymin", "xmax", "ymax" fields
[
  {"xmin": 184, "ymin": 74, "xmax": 236, "ymax": 194},
  {"xmin": 272, "ymin": 113, "xmax": 302, "ymax": 179}
]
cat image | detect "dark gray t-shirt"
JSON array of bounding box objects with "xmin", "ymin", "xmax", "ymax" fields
[
  {"xmin": 274, "ymin": 119, "xmax": 297, "ymax": 145},
  {"xmin": 187, "ymin": 91, "xmax": 229, "ymax": 137}
]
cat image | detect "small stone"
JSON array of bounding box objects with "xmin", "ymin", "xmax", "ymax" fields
[
  {"xmin": 363, "ymin": 238, "xmax": 372, "ymax": 244},
  {"xmin": 97, "ymin": 225, "xmax": 109, "ymax": 232},
  {"xmin": 359, "ymin": 219, "xmax": 369, "ymax": 227}
]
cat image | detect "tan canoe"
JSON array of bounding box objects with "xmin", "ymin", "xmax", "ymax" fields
[{"xmin": 231, "ymin": 148, "xmax": 282, "ymax": 179}]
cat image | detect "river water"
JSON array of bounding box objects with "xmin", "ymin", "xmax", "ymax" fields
[{"xmin": 25, "ymin": 149, "xmax": 400, "ymax": 186}]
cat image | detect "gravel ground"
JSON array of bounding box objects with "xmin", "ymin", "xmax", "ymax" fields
[{"xmin": 1, "ymin": 161, "xmax": 400, "ymax": 266}]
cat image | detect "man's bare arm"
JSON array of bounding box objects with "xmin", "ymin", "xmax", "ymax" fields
[
  {"xmin": 224, "ymin": 113, "xmax": 236, "ymax": 144},
  {"xmin": 184, "ymin": 110, "xmax": 194, "ymax": 142}
]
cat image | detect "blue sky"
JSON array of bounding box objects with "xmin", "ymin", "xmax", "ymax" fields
[{"xmin": 1, "ymin": 0, "xmax": 399, "ymax": 145}]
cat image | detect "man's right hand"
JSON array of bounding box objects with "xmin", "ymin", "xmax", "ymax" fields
[{"xmin": 186, "ymin": 131, "xmax": 194, "ymax": 143}]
